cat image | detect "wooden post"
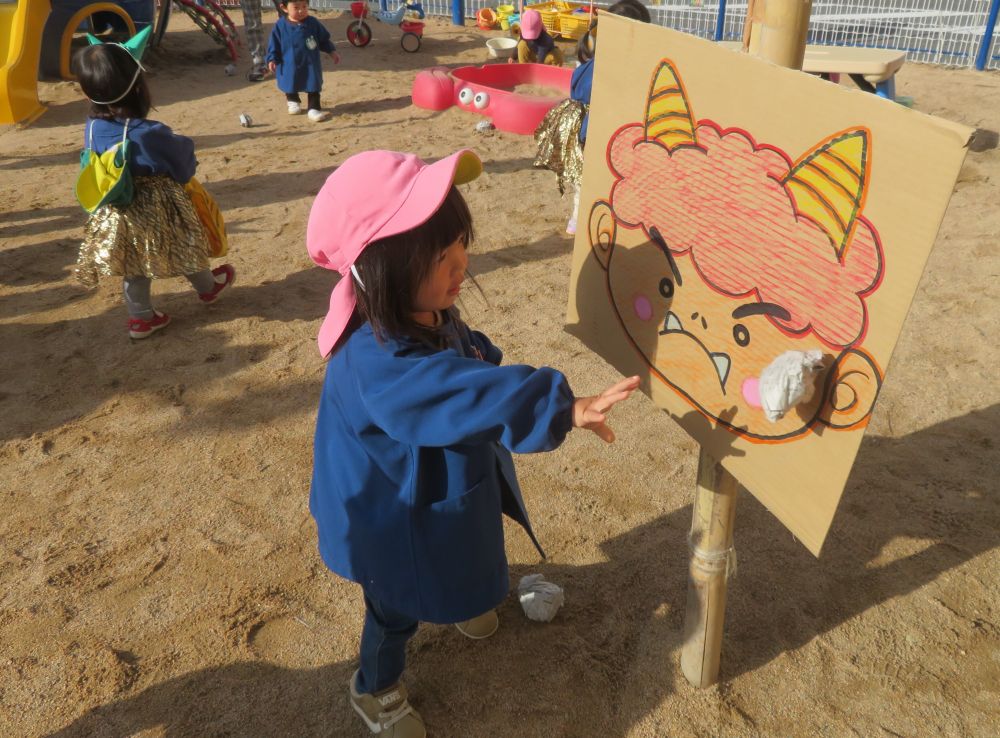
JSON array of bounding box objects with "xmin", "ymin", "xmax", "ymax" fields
[
  {"xmin": 748, "ymin": 0, "xmax": 813, "ymax": 70},
  {"xmin": 681, "ymin": 1, "xmax": 811, "ymax": 690},
  {"xmin": 742, "ymin": 0, "xmax": 763, "ymax": 53},
  {"xmin": 680, "ymin": 448, "xmax": 740, "ymax": 687}
]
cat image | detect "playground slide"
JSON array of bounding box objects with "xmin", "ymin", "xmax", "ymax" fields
[{"xmin": 0, "ymin": 0, "xmax": 51, "ymax": 125}]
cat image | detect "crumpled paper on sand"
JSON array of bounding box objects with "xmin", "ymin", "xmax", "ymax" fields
[{"xmin": 518, "ymin": 574, "xmax": 564, "ymax": 622}]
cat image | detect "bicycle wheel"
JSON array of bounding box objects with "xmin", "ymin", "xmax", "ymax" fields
[
  {"xmin": 347, "ymin": 20, "xmax": 372, "ymax": 48},
  {"xmin": 400, "ymin": 31, "xmax": 420, "ymax": 53}
]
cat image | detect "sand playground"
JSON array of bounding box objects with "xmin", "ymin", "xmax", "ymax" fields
[{"xmin": 1, "ymin": 10, "xmax": 998, "ymax": 738}]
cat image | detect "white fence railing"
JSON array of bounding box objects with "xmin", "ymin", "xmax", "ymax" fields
[{"xmin": 309, "ymin": 0, "xmax": 1000, "ymax": 69}]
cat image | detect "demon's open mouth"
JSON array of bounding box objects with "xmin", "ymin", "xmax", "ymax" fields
[{"xmin": 659, "ymin": 311, "xmax": 731, "ymax": 393}]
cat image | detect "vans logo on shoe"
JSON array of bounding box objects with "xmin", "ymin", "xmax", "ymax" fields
[{"xmin": 377, "ymin": 691, "xmax": 401, "ymax": 707}]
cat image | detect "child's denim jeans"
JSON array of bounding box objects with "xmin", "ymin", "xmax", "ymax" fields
[{"xmin": 356, "ymin": 591, "xmax": 419, "ymax": 694}]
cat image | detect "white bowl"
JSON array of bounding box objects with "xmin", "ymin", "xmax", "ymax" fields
[{"xmin": 486, "ymin": 37, "xmax": 518, "ymax": 59}]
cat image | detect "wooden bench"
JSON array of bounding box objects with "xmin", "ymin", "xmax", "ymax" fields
[{"xmin": 720, "ymin": 42, "xmax": 907, "ymax": 100}]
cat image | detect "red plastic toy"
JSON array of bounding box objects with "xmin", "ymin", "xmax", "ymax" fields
[{"xmin": 412, "ymin": 63, "xmax": 572, "ymax": 135}]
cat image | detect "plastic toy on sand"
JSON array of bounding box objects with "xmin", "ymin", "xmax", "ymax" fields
[{"xmin": 412, "ymin": 62, "xmax": 571, "ymax": 135}]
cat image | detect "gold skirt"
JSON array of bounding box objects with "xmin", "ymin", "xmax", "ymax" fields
[
  {"xmin": 76, "ymin": 174, "xmax": 211, "ymax": 288},
  {"xmin": 533, "ymin": 99, "xmax": 586, "ymax": 196}
]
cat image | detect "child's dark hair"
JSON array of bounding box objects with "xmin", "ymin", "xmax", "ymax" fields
[
  {"xmin": 577, "ymin": 0, "xmax": 652, "ymax": 63},
  {"xmin": 349, "ymin": 186, "xmax": 474, "ymax": 350},
  {"xmin": 72, "ymin": 43, "xmax": 151, "ymax": 120}
]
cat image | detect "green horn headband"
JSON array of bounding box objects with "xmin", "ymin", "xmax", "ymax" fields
[
  {"xmin": 86, "ymin": 24, "xmax": 152, "ymax": 63},
  {"xmin": 85, "ymin": 26, "xmax": 152, "ymax": 105}
]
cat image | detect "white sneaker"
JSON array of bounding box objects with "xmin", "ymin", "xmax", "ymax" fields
[
  {"xmin": 287, "ymin": 101, "xmax": 303, "ymax": 115},
  {"xmin": 307, "ymin": 109, "xmax": 331, "ymax": 122}
]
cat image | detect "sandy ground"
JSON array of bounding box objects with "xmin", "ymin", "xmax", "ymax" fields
[{"xmin": 1, "ymin": 11, "xmax": 998, "ymax": 738}]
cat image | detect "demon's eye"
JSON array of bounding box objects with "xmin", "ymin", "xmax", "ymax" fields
[
  {"xmin": 458, "ymin": 87, "xmax": 473, "ymax": 105},
  {"xmin": 658, "ymin": 277, "xmax": 674, "ymax": 299},
  {"xmin": 473, "ymin": 91, "xmax": 490, "ymax": 109},
  {"xmin": 733, "ymin": 324, "xmax": 750, "ymax": 347}
]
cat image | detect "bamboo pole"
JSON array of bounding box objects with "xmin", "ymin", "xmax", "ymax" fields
[
  {"xmin": 742, "ymin": 0, "xmax": 763, "ymax": 53},
  {"xmin": 680, "ymin": 448, "xmax": 740, "ymax": 687},
  {"xmin": 749, "ymin": 0, "xmax": 813, "ymax": 70},
  {"xmin": 680, "ymin": 1, "xmax": 811, "ymax": 690}
]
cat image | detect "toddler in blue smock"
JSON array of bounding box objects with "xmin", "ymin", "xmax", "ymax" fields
[
  {"xmin": 266, "ymin": 0, "xmax": 340, "ymax": 122},
  {"xmin": 72, "ymin": 28, "xmax": 235, "ymax": 339},
  {"xmin": 306, "ymin": 149, "xmax": 639, "ymax": 737}
]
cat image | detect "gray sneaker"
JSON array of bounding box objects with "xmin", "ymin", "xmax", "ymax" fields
[{"xmin": 349, "ymin": 670, "xmax": 426, "ymax": 737}]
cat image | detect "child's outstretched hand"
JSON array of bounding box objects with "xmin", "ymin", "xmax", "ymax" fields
[
  {"xmin": 573, "ymin": 375, "xmax": 641, "ymax": 443},
  {"xmin": 330, "ymin": 51, "xmax": 341, "ymax": 64}
]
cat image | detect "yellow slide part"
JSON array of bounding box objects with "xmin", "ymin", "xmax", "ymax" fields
[{"xmin": 0, "ymin": 0, "xmax": 51, "ymax": 125}]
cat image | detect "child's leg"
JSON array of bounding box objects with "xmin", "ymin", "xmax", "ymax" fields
[
  {"xmin": 305, "ymin": 92, "xmax": 330, "ymax": 121},
  {"xmin": 286, "ymin": 93, "xmax": 303, "ymax": 115},
  {"xmin": 123, "ymin": 276, "xmax": 171, "ymax": 337},
  {"xmin": 188, "ymin": 264, "xmax": 236, "ymax": 304},
  {"xmin": 547, "ymin": 46, "xmax": 565, "ymax": 66},
  {"xmin": 240, "ymin": 0, "xmax": 265, "ymax": 70},
  {"xmin": 285, "ymin": 92, "xmax": 301, "ymax": 104},
  {"xmin": 567, "ymin": 183, "xmax": 581, "ymax": 234},
  {"xmin": 356, "ymin": 592, "xmax": 418, "ymax": 694},
  {"xmin": 123, "ymin": 276, "xmax": 154, "ymax": 320},
  {"xmin": 186, "ymin": 269, "xmax": 216, "ymax": 295}
]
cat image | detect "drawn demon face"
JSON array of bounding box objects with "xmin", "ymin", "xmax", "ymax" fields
[{"xmin": 589, "ymin": 60, "xmax": 885, "ymax": 442}]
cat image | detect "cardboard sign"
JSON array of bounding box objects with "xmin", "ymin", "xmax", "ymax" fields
[{"xmin": 566, "ymin": 15, "xmax": 973, "ymax": 555}]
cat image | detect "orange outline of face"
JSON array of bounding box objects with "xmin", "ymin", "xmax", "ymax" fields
[{"xmin": 588, "ymin": 199, "xmax": 883, "ymax": 443}]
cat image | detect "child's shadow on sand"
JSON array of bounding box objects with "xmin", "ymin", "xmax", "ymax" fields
[{"xmin": 45, "ymin": 405, "xmax": 999, "ymax": 736}]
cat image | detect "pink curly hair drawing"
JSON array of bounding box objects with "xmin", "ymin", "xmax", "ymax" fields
[{"xmin": 607, "ymin": 122, "xmax": 883, "ymax": 349}]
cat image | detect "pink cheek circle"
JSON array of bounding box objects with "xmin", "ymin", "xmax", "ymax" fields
[
  {"xmin": 742, "ymin": 377, "xmax": 762, "ymax": 408},
  {"xmin": 633, "ymin": 294, "xmax": 653, "ymax": 321}
]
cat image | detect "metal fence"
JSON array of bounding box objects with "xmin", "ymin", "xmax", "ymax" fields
[{"xmin": 306, "ymin": 0, "xmax": 1000, "ymax": 69}]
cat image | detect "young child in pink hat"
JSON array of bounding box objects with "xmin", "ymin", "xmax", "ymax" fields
[
  {"xmin": 513, "ymin": 8, "xmax": 564, "ymax": 66},
  {"xmin": 306, "ymin": 148, "xmax": 639, "ymax": 737}
]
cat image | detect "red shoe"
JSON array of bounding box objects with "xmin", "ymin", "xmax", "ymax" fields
[
  {"xmin": 199, "ymin": 264, "xmax": 236, "ymax": 304},
  {"xmin": 127, "ymin": 311, "xmax": 171, "ymax": 339}
]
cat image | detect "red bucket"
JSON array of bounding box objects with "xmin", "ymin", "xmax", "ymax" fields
[
  {"xmin": 400, "ymin": 20, "xmax": 424, "ymax": 35},
  {"xmin": 350, "ymin": 1, "xmax": 368, "ymax": 18}
]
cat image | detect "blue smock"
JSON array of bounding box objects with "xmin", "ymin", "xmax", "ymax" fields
[
  {"xmin": 571, "ymin": 58, "xmax": 594, "ymax": 144},
  {"xmin": 310, "ymin": 315, "xmax": 575, "ymax": 624},
  {"xmin": 266, "ymin": 16, "xmax": 335, "ymax": 94},
  {"xmin": 84, "ymin": 117, "xmax": 196, "ymax": 183}
]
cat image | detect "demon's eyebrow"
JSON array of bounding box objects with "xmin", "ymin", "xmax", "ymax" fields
[
  {"xmin": 648, "ymin": 226, "xmax": 682, "ymax": 286},
  {"xmin": 732, "ymin": 302, "xmax": 792, "ymax": 321}
]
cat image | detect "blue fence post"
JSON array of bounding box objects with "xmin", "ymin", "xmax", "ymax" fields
[
  {"xmin": 976, "ymin": 0, "xmax": 1000, "ymax": 70},
  {"xmin": 714, "ymin": 0, "xmax": 728, "ymax": 41},
  {"xmin": 452, "ymin": 0, "xmax": 464, "ymax": 25}
]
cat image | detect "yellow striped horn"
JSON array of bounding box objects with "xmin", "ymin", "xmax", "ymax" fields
[
  {"xmin": 644, "ymin": 60, "xmax": 697, "ymax": 150},
  {"xmin": 783, "ymin": 129, "xmax": 871, "ymax": 257}
]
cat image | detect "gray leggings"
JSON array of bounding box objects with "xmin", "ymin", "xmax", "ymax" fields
[{"xmin": 123, "ymin": 270, "xmax": 215, "ymax": 320}]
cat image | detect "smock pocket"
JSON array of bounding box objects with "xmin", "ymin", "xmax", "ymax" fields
[{"xmin": 411, "ymin": 480, "xmax": 506, "ymax": 614}]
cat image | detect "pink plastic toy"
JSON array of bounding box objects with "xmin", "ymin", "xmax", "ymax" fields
[{"xmin": 412, "ymin": 63, "xmax": 572, "ymax": 135}]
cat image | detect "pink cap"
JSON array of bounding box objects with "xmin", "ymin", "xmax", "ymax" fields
[
  {"xmin": 520, "ymin": 9, "xmax": 543, "ymax": 39},
  {"xmin": 307, "ymin": 149, "xmax": 483, "ymax": 357}
]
